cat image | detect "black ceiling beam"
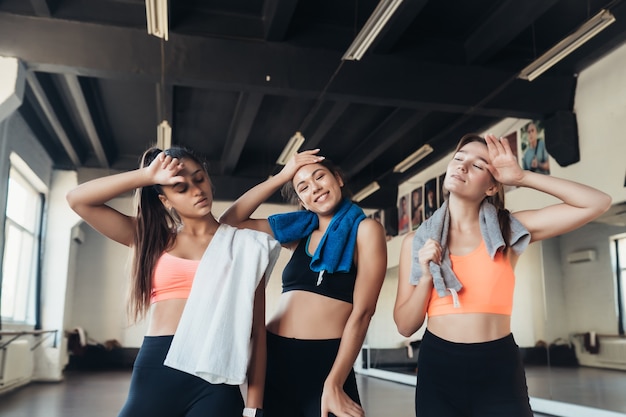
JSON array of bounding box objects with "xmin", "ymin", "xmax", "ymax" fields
[
  {"xmin": 342, "ymin": 109, "xmax": 429, "ymax": 179},
  {"xmin": 0, "ymin": 12, "xmax": 575, "ymax": 119},
  {"xmin": 221, "ymin": 92, "xmax": 264, "ymax": 175},
  {"xmin": 57, "ymin": 73, "xmax": 109, "ymax": 167},
  {"xmin": 263, "ymin": 0, "xmax": 299, "ymax": 41},
  {"xmin": 465, "ymin": 0, "xmax": 559, "ymax": 65},
  {"xmin": 30, "ymin": 0, "xmax": 53, "ymax": 17},
  {"xmin": 300, "ymin": 101, "xmax": 349, "ymax": 150},
  {"xmin": 25, "ymin": 71, "xmax": 81, "ymax": 166},
  {"xmin": 371, "ymin": 0, "xmax": 429, "ymax": 54}
]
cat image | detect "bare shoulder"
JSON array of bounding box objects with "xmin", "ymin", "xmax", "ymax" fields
[{"xmin": 357, "ymin": 217, "xmax": 386, "ymax": 239}]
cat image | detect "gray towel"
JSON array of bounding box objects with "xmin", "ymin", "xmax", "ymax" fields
[{"xmin": 409, "ymin": 200, "xmax": 530, "ymax": 306}]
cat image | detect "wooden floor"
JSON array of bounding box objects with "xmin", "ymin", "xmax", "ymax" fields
[{"xmin": 3, "ymin": 368, "xmax": 615, "ymax": 417}]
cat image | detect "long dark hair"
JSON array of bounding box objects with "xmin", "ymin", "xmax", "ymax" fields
[
  {"xmin": 280, "ymin": 157, "xmax": 352, "ymax": 207},
  {"xmin": 455, "ymin": 134, "xmax": 512, "ymax": 253},
  {"xmin": 129, "ymin": 146, "xmax": 210, "ymax": 322}
]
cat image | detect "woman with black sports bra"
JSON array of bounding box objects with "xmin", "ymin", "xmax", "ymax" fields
[{"xmin": 220, "ymin": 149, "xmax": 387, "ymax": 417}]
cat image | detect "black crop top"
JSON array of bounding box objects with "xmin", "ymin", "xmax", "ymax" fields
[{"xmin": 282, "ymin": 236, "xmax": 357, "ymax": 303}]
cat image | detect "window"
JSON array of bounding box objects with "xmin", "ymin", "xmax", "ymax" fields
[
  {"xmin": 1, "ymin": 164, "xmax": 43, "ymax": 323},
  {"xmin": 612, "ymin": 233, "xmax": 626, "ymax": 335}
]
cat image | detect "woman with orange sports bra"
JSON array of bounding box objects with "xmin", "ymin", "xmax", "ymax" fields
[
  {"xmin": 394, "ymin": 134, "xmax": 611, "ymax": 417},
  {"xmin": 66, "ymin": 146, "xmax": 272, "ymax": 417}
]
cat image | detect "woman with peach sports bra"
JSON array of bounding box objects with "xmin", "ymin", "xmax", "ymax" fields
[
  {"xmin": 67, "ymin": 146, "xmax": 276, "ymax": 417},
  {"xmin": 394, "ymin": 133, "xmax": 611, "ymax": 417}
]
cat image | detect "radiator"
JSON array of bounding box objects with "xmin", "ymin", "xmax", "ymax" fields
[
  {"xmin": 573, "ymin": 335, "xmax": 626, "ymax": 370},
  {"xmin": 597, "ymin": 338, "xmax": 626, "ymax": 365},
  {"xmin": 0, "ymin": 339, "xmax": 34, "ymax": 390}
]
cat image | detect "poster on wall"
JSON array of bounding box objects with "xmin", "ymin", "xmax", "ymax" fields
[
  {"xmin": 397, "ymin": 193, "xmax": 410, "ymax": 235},
  {"xmin": 520, "ymin": 120, "xmax": 550, "ymax": 175},
  {"xmin": 424, "ymin": 178, "xmax": 437, "ymax": 220},
  {"xmin": 438, "ymin": 173, "xmax": 447, "ymax": 207},
  {"xmin": 410, "ymin": 186, "xmax": 423, "ymax": 230}
]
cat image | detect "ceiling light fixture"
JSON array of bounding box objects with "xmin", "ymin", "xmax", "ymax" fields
[
  {"xmin": 342, "ymin": 0, "xmax": 404, "ymax": 61},
  {"xmin": 353, "ymin": 181, "xmax": 381, "ymax": 202},
  {"xmin": 276, "ymin": 131, "xmax": 305, "ymax": 165},
  {"xmin": 393, "ymin": 144, "xmax": 434, "ymax": 173},
  {"xmin": 145, "ymin": 0, "xmax": 169, "ymax": 40},
  {"xmin": 518, "ymin": 9, "xmax": 615, "ymax": 81},
  {"xmin": 157, "ymin": 120, "xmax": 172, "ymax": 150}
]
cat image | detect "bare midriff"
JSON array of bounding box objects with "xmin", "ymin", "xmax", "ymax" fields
[
  {"xmin": 267, "ymin": 291, "xmax": 353, "ymax": 339},
  {"xmin": 146, "ymin": 299, "xmax": 187, "ymax": 336},
  {"xmin": 427, "ymin": 313, "xmax": 511, "ymax": 343}
]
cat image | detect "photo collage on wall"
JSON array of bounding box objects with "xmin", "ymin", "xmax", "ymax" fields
[{"xmin": 397, "ymin": 172, "xmax": 448, "ymax": 236}]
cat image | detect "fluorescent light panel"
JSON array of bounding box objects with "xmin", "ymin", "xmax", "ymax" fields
[
  {"xmin": 342, "ymin": 0, "xmax": 403, "ymax": 61},
  {"xmin": 146, "ymin": 0, "xmax": 169, "ymax": 40},
  {"xmin": 353, "ymin": 181, "xmax": 381, "ymax": 202},
  {"xmin": 393, "ymin": 144, "xmax": 434, "ymax": 173},
  {"xmin": 157, "ymin": 120, "xmax": 171, "ymax": 150},
  {"xmin": 276, "ymin": 131, "xmax": 305, "ymax": 165},
  {"xmin": 518, "ymin": 9, "xmax": 615, "ymax": 81}
]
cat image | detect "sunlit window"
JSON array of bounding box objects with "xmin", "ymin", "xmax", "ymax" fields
[{"xmin": 1, "ymin": 165, "xmax": 43, "ymax": 323}]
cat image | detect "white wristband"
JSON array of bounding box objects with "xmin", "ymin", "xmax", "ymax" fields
[{"xmin": 243, "ymin": 407, "xmax": 262, "ymax": 417}]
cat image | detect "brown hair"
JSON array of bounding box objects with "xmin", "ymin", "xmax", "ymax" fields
[
  {"xmin": 455, "ymin": 134, "xmax": 512, "ymax": 253},
  {"xmin": 280, "ymin": 158, "xmax": 352, "ymax": 207},
  {"xmin": 128, "ymin": 146, "xmax": 210, "ymax": 322}
]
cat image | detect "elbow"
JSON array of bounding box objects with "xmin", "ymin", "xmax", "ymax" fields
[
  {"xmin": 66, "ymin": 189, "xmax": 79, "ymax": 211},
  {"xmin": 394, "ymin": 311, "xmax": 424, "ymax": 338},
  {"xmin": 598, "ymin": 193, "xmax": 613, "ymax": 215}
]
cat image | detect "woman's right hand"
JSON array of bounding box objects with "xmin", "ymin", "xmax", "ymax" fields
[
  {"xmin": 418, "ymin": 238, "xmax": 442, "ymax": 274},
  {"xmin": 276, "ymin": 149, "xmax": 325, "ymax": 182},
  {"xmin": 146, "ymin": 152, "xmax": 185, "ymax": 186}
]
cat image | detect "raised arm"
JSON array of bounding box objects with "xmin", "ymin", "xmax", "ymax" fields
[
  {"xmin": 394, "ymin": 234, "xmax": 438, "ymax": 337},
  {"xmin": 218, "ymin": 149, "xmax": 324, "ymax": 235},
  {"xmin": 484, "ymin": 134, "xmax": 612, "ymax": 243},
  {"xmin": 321, "ymin": 219, "xmax": 387, "ymax": 417},
  {"xmin": 66, "ymin": 152, "xmax": 184, "ymax": 246}
]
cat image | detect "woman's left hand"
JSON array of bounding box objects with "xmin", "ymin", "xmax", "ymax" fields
[
  {"xmin": 485, "ymin": 134, "xmax": 525, "ymax": 187},
  {"xmin": 321, "ymin": 384, "xmax": 365, "ymax": 417}
]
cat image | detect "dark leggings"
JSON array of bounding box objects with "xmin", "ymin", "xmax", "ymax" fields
[
  {"xmin": 415, "ymin": 329, "xmax": 533, "ymax": 417},
  {"xmin": 117, "ymin": 335, "xmax": 244, "ymax": 417},
  {"xmin": 264, "ymin": 331, "xmax": 361, "ymax": 417}
]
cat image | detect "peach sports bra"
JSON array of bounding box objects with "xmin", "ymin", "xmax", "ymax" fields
[
  {"xmin": 427, "ymin": 240, "xmax": 515, "ymax": 317},
  {"xmin": 150, "ymin": 252, "xmax": 199, "ymax": 303}
]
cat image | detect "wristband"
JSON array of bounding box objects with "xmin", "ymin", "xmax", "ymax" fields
[{"xmin": 243, "ymin": 407, "xmax": 264, "ymax": 417}]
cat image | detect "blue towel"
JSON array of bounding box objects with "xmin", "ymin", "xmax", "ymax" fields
[
  {"xmin": 268, "ymin": 199, "xmax": 366, "ymax": 274},
  {"xmin": 410, "ymin": 200, "xmax": 530, "ymax": 306}
]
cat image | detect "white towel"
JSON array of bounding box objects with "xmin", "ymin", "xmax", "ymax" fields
[{"xmin": 163, "ymin": 223, "xmax": 281, "ymax": 385}]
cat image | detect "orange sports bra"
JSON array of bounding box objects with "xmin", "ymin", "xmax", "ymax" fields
[
  {"xmin": 427, "ymin": 240, "xmax": 515, "ymax": 317},
  {"xmin": 150, "ymin": 252, "xmax": 199, "ymax": 303}
]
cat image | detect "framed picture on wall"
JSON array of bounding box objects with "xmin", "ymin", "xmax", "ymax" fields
[
  {"xmin": 410, "ymin": 186, "xmax": 423, "ymax": 230},
  {"xmin": 520, "ymin": 120, "xmax": 550, "ymax": 175},
  {"xmin": 424, "ymin": 178, "xmax": 437, "ymax": 220},
  {"xmin": 397, "ymin": 193, "xmax": 410, "ymax": 235},
  {"xmin": 438, "ymin": 173, "xmax": 447, "ymax": 207}
]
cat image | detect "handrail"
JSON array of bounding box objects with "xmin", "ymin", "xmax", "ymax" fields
[{"xmin": 0, "ymin": 329, "xmax": 58, "ymax": 350}]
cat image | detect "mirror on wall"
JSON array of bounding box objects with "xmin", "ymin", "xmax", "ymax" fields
[{"xmin": 361, "ymin": 201, "xmax": 626, "ymax": 415}]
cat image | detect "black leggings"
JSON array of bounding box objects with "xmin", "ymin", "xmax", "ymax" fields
[
  {"xmin": 117, "ymin": 335, "xmax": 244, "ymax": 417},
  {"xmin": 264, "ymin": 331, "xmax": 361, "ymax": 417},
  {"xmin": 415, "ymin": 329, "xmax": 533, "ymax": 417}
]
